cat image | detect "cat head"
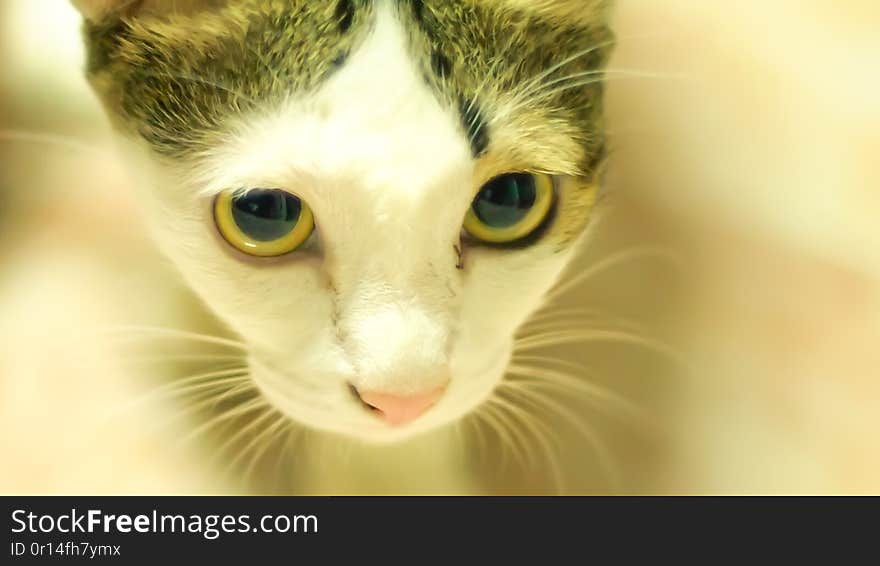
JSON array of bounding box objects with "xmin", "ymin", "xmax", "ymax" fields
[{"xmin": 74, "ymin": 0, "xmax": 612, "ymax": 442}]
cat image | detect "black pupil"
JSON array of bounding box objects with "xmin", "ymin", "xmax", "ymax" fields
[
  {"xmin": 231, "ymin": 189, "xmax": 302, "ymax": 242},
  {"xmin": 472, "ymin": 173, "xmax": 537, "ymax": 228}
]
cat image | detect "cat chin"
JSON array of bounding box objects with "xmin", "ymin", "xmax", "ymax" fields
[{"xmin": 247, "ymin": 342, "xmax": 512, "ymax": 444}]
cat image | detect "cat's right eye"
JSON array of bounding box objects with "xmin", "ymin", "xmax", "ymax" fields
[{"xmin": 214, "ymin": 189, "xmax": 315, "ymax": 257}]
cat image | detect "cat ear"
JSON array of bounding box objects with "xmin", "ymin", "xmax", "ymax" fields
[
  {"xmin": 70, "ymin": 0, "xmax": 222, "ymax": 22},
  {"xmin": 70, "ymin": 0, "xmax": 139, "ymax": 21}
]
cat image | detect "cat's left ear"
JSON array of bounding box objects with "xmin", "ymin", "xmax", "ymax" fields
[{"xmin": 71, "ymin": 0, "xmax": 222, "ymax": 22}]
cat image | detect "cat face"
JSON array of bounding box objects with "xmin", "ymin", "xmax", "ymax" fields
[{"xmin": 75, "ymin": 0, "xmax": 611, "ymax": 442}]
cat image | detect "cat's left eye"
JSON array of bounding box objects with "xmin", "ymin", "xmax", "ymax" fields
[
  {"xmin": 463, "ymin": 172, "xmax": 555, "ymax": 244},
  {"xmin": 214, "ymin": 189, "xmax": 315, "ymax": 257}
]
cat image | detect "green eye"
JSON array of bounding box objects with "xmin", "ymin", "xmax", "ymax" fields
[
  {"xmin": 463, "ymin": 173, "xmax": 555, "ymax": 244},
  {"xmin": 214, "ymin": 189, "xmax": 315, "ymax": 257}
]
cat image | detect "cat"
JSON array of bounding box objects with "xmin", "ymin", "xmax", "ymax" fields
[
  {"xmin": 5, "ymin": 0, "xmax": 873, "ymax": 496},
  {"xmin": 70, "ymin": 0, "xmax": 613, "ymax": 458}
]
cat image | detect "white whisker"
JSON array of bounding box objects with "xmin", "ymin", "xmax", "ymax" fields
[
  {"xmin": 273, "ymin": 425, "xmax": 304, "ymax": 489},
  {"xmin": 547, "ymin": 246, "xmax": 682, "ymax": 303},
  {"xmin": 503, "ymin": 385, "xmax": 621, "ymax": 491},
  {"xmin": 103, "ymin": 325, "xmax": 248, "ymax": 351},
  {"xmin": 509, "ymin": 40, "xmax": 619, "ymax": 108},
  {"xmin": 125, "ymin": 353, "xmax": 245, "ymax": 365},
  {"xmin": 507, "ymin": 361, "xmax": 654, "ymax": 430},
  {"xmin": 466, "ymin": 410, "xmax": 492, "ymax": 467},
  {"xmin": 238, "ymin": 413, "xmax": 290, "ymax": 487},
  {"xmin": 175, "ymin": 390, "xmax": 265, "ymax": 446},
  {"xmin": 508, "ymin": 30, "xmax": 674, "ymax": 109},
  {"xmin": 484, "ymin": 401, "xmax": 533, "ymax": 473},
  {"xmin": 515, "ymin": 329, "xmax": 683, "ymax": 367},
  {"xmin": 214, "ymin": 417, "xmax": 276, "ymax": 486},
  {"xmin": 485, "ymin": 398, "xmax": 540, "ymax": 472},
  {"xmin": 110, "ymin": 370, "xmax": 250, "ymax": 419},
  {"xmin": 490, "ymin": 394, "xmax": 565, "ymax": 493},
  {"xmin": 478, "ymin": 404, "xmax": 519, "ymax": 472},
  {"xmin": 210, "ymin": 405, "xmax": 279, "ymax": 470},
  {"xmin": 0, "ymin": 130, "xmax": 110, "ymax": 156}
]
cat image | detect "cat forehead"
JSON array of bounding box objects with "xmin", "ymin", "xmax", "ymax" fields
[
  {"xmin": 84, "ymin": 0, "xmax": 611, "ymax": 174},
  {"xmin": 203, "ymin": 2, "xmax": 475, "ymax": 199}
]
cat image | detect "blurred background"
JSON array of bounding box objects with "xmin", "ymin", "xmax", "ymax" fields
[{"xmin": 1, "ymin": 0, "xmax": 878, "ymax": 494}]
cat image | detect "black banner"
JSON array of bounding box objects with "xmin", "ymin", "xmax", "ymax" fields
[{"xmin": 2, "ymin": 496, "xmax": 874, "ymax": 562}]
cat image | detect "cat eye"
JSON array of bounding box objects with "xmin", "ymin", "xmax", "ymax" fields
[
  {"xmin": 463, "ymin": 173, "xmax": 555, "ymax": 244},
  {"xmin": 214, "ymin": 189, "xmax": 315, "ymax": 257}
]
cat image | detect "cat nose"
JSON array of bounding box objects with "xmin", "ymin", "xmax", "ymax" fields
[{"xmin": 356, "ymin": 386, "xmax": 447, "ymax": 426}]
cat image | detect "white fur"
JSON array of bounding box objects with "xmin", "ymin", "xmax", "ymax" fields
[{"xmin": 120, "ymin": 3, "xmax": 574, "ymax": 442}]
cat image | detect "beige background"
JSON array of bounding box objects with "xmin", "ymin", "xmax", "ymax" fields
[{"xmin": 1, "ymin": 0, "xmax": 878, "ymax": 493}]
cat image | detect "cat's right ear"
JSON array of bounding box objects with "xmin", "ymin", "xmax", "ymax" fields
[
  {"xmin": 70, "ymin": 0, "xmax": 141, "ymax": 22},
  {"xmin": 504, "ymin": 0, "xmax": 611, "ymax": 26}
]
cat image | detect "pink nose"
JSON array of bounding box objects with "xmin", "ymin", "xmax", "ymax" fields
[{"xmin": 357, "ymin": 387, "xmax": 447, "ymax": 426}]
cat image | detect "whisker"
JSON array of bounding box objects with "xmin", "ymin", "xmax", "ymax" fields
[
  {"xmin": 486, "ymin": 401, "xmax": 534, "ymax": 474},
  {"xmin": 531, "ymin": 72, "xmax": 674, "ymax": 104},
  {"xmin": 271, "ymin": 424, "xmax": 299, "ymax": 492},
  {"xmin": 466, "ymin": 410, "xmax": 492, "ymax": 467},
  {"xmin": 203, "ymin": 379, "xmax": 260, "ymax": 412},
  {"xmin": 477, "ymin": 404, "xmax": 519, "ymax": 472},
  {"xmin": 524, "ymin": 306, "xmax": 648, "ymax": 334},
  {"xmin": 514, "ymin": 329, "xmax": 683, "ymax": 366},
  {"xmin": 102, "ymin": 325, "xmax": 248, "ymax": 351},
  {"xmin": 509, "ymin": 29, "xmax": 674, "ymax": 107},
  {"xmin": 490, "ymin": 394, "xmax": 565, "ymax": 494},
  {"xmin": 547, "ymin": 67, "xmax": 681, "ymax": 90},
  {"xmin": 517, "ymin": 317, "xmax": 645, "ymax": 340},
  {"xmin": 510, "ymin": 40, "xmax": 619, "ymax": 107},
  {"xmin": 174, "ymin": 389, "xmax": 265, "ymax": 445},
  {"xmin": 500, "ymin": 69, "xmax": 682, "ymax": 123},
  {"xmin": 485, "ymin": 397, "xmax": 540, "ymax": 472},
  {"xmin": 546, "ymin": 245, "xmax": 682, "ymax": 303},
  {"xmin": 521, "ymin": 315, "xmax": 608, "ymax": 334},
  {"xmin": 129, "ymin": 380, "xmax": 253, "ymax": 442},
  {"xmin": 110, "ymin": 369, "xmax": 250, "ymax": 418},
  {"xmin": 502, "ymin": 384, "xmax": 621, "ymax": 491},
  {"xmin": 0, "ymin": 130, "xmax": 110, "ymax": 156},
  {"xmin": 452, "ymin": 420, "xmax": 468, "ymax": 468},
  {"xmin": 124, "ymin": 353, "xmax": 245, "ymax": 365},
  {"xmin": 213, "ymin": 407, "xmax": 280, "ymax": 473},
  {"xmin": 526, "ymin": 306, "xmax": 611, "ymax": 323},
  {"xmin": 273, "ymin": 425, "xmax": 303, "ymax": 490},
  {"xmin": 236, "ymin": 413, "xmax": 290, "ymax": 487},
  {"xmin": 119, "ymin": 375, "xmax": 248, "ymax": 420},
  {"xmin": 507, "ymin": 361, "xmax": 653, "ymax": 430}
]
